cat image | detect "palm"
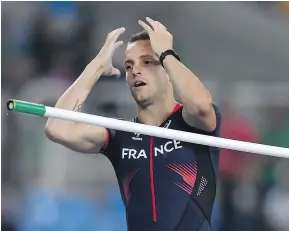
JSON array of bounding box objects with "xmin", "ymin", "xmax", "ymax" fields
[
  {"xmin": 103, "ymin": 61, "xmax": 120, "ymax": 77},
  {"xmin": 138, "ymin": 17, "xmax": 173, "ymax": 57},
  {"xmin": 96, "ymin": 27, "xmax": 125, "ymax": 77}
]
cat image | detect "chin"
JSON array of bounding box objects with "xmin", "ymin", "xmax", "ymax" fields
[
  {"xmin": 135, "ymin": 94, "xmax": 147, "ymax": 103},
  {"xmin": 132, "ymin": 93, "xmax": 151, "ymax": 107}
]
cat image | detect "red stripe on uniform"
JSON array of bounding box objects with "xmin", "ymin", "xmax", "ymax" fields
[
  {"xmin": 103, "ymin": 128, "xmax": 110, "ymax": 149},
  {"xmin": 149, "ymin": 136, "xmax": 157, "ymax": 222}
]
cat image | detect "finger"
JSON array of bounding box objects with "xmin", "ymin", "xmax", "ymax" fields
[
  {"xmin": 113, "ymin": 41, "xmax": 123, "ymax": 51},
  {"xmin": 145, "ymin": 17, "xmax": 157, "ymax": 30},
  {"xmin": 107, "ymin": 27, "xmax": 124, "ymax": 40},
  {"xmin": 110, "ymin": 27, "xmax": 125, "ymax": 43},
  {"xmin": 106, "ymin": 27, "xmax": 125, "ymax": 44},
  {"xmin": 145, "ymin": 17, "xmax": 155, "ymax": 25},
  {"xmin": 146, "ymin": 17, "xmax": 166, "ymax": 31},
  {"xmin": 110, "ymin": 27, "xmax": 125, "ymax": 37},
  {"xmin": 111, "ymin": 67, "xmax": 121, "ymax": 78},
  {"xmin": 138, "ymin": 20, "xmax": 153, "ymax": 33},
  {"xmin": 155, "ymin": 21, "xmax": 166, "ymax": 31}
]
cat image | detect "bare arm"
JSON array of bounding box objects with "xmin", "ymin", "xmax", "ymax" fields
[
  {"xmin": 45, "ymin": 27, "xmax": 125, "ymax": 153},
  {"xmin": 138, "ymin": 18, "xmax": 216, "ymax": 132},
  {"xmin": 45, "ymin": 62, "xmax": 108, "ymax": 153},
  {"xmin": 162, "ymin": 56, "xmax": 216, "ymax": 132}
]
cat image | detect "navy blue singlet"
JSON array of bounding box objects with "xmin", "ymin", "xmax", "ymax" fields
[{"xmin": 101, "ymin": 103, "xmax": 221, "ymax": 231}]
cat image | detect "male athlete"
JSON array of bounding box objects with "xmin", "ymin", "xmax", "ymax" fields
[{"xmin": 45, "ymin": 17, "xmax": 221, "ymax": 231}]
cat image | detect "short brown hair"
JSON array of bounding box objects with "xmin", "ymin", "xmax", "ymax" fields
[{"xmin": 128, "ymin": 30, "xmax": 150, "ymax": 43}]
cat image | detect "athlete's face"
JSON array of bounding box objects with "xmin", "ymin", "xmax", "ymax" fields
[{"xmin": 124, "ymin": 40, "xmax": 170, "ymax": 107}]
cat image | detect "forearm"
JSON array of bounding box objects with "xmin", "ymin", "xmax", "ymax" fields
[
  {"xmin": 163, "ymin": 56, "xmax": 212, "ymax": 114},
  {"xmin": 46, "ymin": 59, "xmax": 105, "ymax": 129},
  {"xmin": 54, "ymin": 59, "xmax": 104, "ymax": 111}
]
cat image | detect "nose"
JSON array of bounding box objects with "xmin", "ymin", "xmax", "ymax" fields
[{"xmin": 132, "ymin": 63, "xmax": 142, "ymax": 77}]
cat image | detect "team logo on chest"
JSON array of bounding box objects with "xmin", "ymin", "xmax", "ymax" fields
[
  {"xmin": 132, "ymin": 133, "xmax": 142, "ymax": 141},
  {"xmin": 131, "ymin": 120, "xmax": 172, "ymax": 142}
]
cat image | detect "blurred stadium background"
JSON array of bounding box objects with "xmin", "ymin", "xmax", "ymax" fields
[{"xmin": 1, "ymin": 1, "xmax": 289, "ymax": 231}]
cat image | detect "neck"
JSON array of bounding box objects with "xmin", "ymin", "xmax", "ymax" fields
[{"xmin": 137, "ymin": 96, "xmax": 177, "ymax": 126}]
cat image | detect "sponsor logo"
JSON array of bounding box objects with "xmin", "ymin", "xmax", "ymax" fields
[
  {"xmin": 132, "ymin": 133, "xmax": 142, "ymax": 141},
  {"xmin": 131, "ymin": 120, "xmax": 171, "ymax": 141}
]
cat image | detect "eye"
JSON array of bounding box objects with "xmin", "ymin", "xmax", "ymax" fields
[
  {"xmin": 144, "ymin": 60, "xmax": 152, "ymax": 65},
  {"xmin": 125, "ymin": 65, "xmax": 132, "ymax": 71}
]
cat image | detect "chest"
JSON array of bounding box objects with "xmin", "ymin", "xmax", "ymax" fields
[
  {"xmin": 110, "ymin": 119, "xmax": 198, "ymax": 170},
  {"xmin": 121, "ymin": 136, "xmax": 187, "ymax": 159}
]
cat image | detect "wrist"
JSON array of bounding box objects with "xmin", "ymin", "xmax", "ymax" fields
[
  {"xmin": 156, "ymin": 47, "xmax": 173, "ymax": 57},
  {"xmin": 162, "ymin": 55, "xmax": 175, "ymax": 66},
  {"xmin": 90, "ymin": 57, "xmax": 106, "ymax": 69},
  {"xmin": 89, "ymin": 57, "xmax": 106, "ymax": 70},
  {"xmin": 85, "ymin": 59, "xmax": 106, "ymax": 78},
  {"xmin": 159, "ymin": 49, "xmax": 180, "ymax": 68}
]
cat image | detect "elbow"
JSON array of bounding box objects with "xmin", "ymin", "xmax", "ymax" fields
[
  {"xmin": 198, "ymin": 99, "xmax": 213, "ymax": 116},
  {"xmin": 187, "ymin": 95, "xmax": 213, "ymax": 117},
  {"xmin": 197, "ymin": 92, "xmax": 213, "ymax": 114},
  {"xmin": 44, "ymin": 122, "xmax": 60, "ymax": 142}
]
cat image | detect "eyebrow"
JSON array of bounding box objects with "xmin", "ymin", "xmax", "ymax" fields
[{"xmin": 124, "ymin": 55, "xmax": 155, "ymax": 65}]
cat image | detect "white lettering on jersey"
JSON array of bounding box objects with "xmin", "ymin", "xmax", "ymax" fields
[
  {"xmin": 122, "ymin": 140, "xmax": 182, "ymax": 159},
  {"xmin": 154, "ymin": 145, "xmax": 164, "ymax": 156},
  {"xmin": 122, "ymin": 148, "xmax": 148, "ymax": 159},
  {"xmin": 138, "ymin": 149, "xmax": 147, "ymax": 158},
  {"xmin": 154, "ymin": 140, "xmax": 182, "ymax": 156},
  {"xmin": 173, "ymin": 140, "xmax": 182, "ymax": 149}
]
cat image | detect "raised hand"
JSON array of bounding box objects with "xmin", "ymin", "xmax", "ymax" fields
[
  {"xmin": 138, "ymin": 17, "xmax": 173, "ymax": 57},
  {"xmin": 95, "ymin": 27, "xmax": 125, "ymax": 77}
]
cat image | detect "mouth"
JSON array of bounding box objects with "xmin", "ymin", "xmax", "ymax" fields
[{"xmin": 133, "ymin": 81, "xmax": 147, "ymax": 88}]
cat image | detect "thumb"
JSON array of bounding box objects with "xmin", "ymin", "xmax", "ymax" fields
[
  {"xmin": 113, "ymin": 41, "xmax": 123, "ymax": 52},
  {"xmin": 111, "ymin": 66, "xmax": 121, "ymax": 78}
]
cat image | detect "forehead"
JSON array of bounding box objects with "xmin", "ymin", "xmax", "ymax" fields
[{"xmin": 125, "ymin": 40, "xmax": 155, "ymax": 59}]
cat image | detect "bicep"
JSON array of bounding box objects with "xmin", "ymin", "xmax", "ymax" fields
[
  {"xmin": 182, "ymin": 104, "xmax": 217, "ymax": 132},
  {"xmin": 61, "ymin": 123, "xmax": 109, "ymax": 154}
]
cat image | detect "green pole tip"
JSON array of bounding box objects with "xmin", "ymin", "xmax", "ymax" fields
[
  {"xmin": 7, "ymin": 99, "xmax": 15, "ymax": 111},
  {"xmin": 6, "ymin": 99, "xmax": 46, "ymax": 116}
]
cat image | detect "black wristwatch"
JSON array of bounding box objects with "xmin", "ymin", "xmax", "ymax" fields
[{"xmin": 159, "ymin": 49, "xmax": 181, "ymax": 67}]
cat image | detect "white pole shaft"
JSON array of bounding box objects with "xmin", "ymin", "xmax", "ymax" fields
[{"xmin": 44, "ymin": 107, "xmax": 289, "ymax": 158}]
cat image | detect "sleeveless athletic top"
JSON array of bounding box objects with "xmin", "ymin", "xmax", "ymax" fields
[{"xmin": 101, "ymin": 103, "xmax": 221, "ymax": 231}]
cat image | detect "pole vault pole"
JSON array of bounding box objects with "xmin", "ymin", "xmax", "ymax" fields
[{"xmin": 7, "ymin": 99, "xmax": 289, "ymax": 158}]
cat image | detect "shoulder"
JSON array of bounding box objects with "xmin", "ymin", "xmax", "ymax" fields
[
  {"xmin": 211, "ymin": 102, "xmax": 222, "ymax": 135},
  {"xmin": 100, "ymin": 117, "xmax": 137, "ymax": 155},
  {"xmin": 173, "ymin": 102, "xmax": 221, "ymax": 136}
]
